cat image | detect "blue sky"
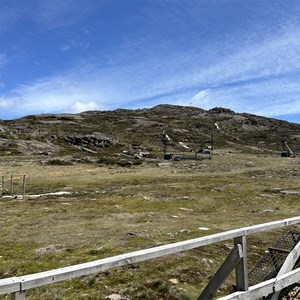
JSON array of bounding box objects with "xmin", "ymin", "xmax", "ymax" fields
[{"xmin": 1, "ymin": 0, "xmax": 300, "ymax": 123}]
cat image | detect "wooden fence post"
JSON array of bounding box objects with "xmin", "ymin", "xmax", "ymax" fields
[
  {"xmin": 10, "ymin": 175, "xmax": 13, "ymax": 195},
  {"xmin": 22, "ymin": 175, "xmax": 26, "ymax": 200},
  {"xmin": 2, "ymin": 175, "xmax": 4, "ymax": 194}
]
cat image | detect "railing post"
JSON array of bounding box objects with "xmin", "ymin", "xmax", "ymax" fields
[
  {"xmin": 11, "ymin": 291, "xmax": 26, "ymax": 300},
  {"xmin": 234, "ymin": 235, "xmax": 248, "ymax": 291}
]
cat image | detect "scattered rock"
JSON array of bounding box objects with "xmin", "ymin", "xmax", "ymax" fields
[
  {"xmin": 173, "ymin": 128, "xmax": 190, "ymax": 133},
  {"xmin": 126, "ymin": 232, "xmax": 137, "ymax": 236},
  {"xmin": 118, "ymin": 159, "xmax": 134, "ymax": 166},
  {"xmin": 28, "ymin": 191, "xmax": 72, "ymax": 199},
  {"xmin": 211, "ymin": 186, "xmax": 225, "ymax": 192},
  {"xmin": 280, "ymin": 190, "xmax": 300, "ymax": 195},
  {"xmin": 35, "ymin": 245, "xmax": 64, "ymax": 254},
  {"xmin": 105, "ymin": 294, "xmax": 122, "ymax": 300},
  {"xmin": 245, "ymin": 161, "xmax": 255, "ymax": 167},
  {"xmin": 157, "ymin": 162, "xmax": 171, "ymax": 167},
  {"xmin": 259, "ymin": 194, "xmax": 275, "ymax": 198},
  {"xmin": 169, "ymin": 278, "xmax": 179, "ymax": 284},
  {"xmin": 180, "ymin": 207, "xmax": 194, "ymax": 212},
  {"xmin": 202, "ymin": 258, "xmax": 213, "ymax": 268},
  {"xmin": 75, "ymin": 146, "xmax": 97, "ymax": 154},
  {"xmin": 260, "ymin": 209, "xmax": 274, "ymax": 214},
  {"xmin": 199, "ymin": 227, "xmax": 209, "ymax": 231},
  {"xmin": 178, "ymin": 229, "xmax": 191, "ymax": 234}
]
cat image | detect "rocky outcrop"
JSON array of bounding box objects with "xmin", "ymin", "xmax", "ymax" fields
[
  {"xmin": 209, "ymin": 107, "xmax": 235, "ymax": 114},
  {"xmin": 65, "ymin": 132, "xmax": 120, "ymax": 147},
  {"xmin": 17, "ymin": 140, "xmax": 60, "ymax": 155}
]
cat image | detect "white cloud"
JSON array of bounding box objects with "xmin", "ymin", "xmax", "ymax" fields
[
  {"xmin": 187, "ymin": 76, "xmax": 300, "ymax": 118},
  {"xmin": 61, "ymin": 44, "xmax": 72, "ymax": 52},
  {"xmin": 189, "ymin": 90, "xmax": 212, "ymax": 107},
  {"xmin": 69, "ymin": 101, "xmax": 100, "ymax": 113},
  {"xmin": 0, "ymin": 97, "xmax": 13, "ymax": 109},
  {"xmin": 0, "ymin": 69, "xmax": 112, "ymax": 118}
]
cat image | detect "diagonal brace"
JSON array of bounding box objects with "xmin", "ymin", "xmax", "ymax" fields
[{"xmin": 197, "ymin": 243, "xmax": 244, "ymax": 300}]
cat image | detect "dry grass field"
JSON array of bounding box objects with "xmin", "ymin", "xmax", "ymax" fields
[{"xmin": 0, "ymin": 150, "xmax": 299, "ymax": 299}]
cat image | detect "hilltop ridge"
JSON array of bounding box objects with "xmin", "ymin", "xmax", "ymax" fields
[{"xmin": 0, "ymin": 104, "xmax": 299, "ymax": 163}]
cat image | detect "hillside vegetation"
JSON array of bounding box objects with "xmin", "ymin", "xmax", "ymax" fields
[{"xmin": 0, "ymin": 105, "xmax": 299, "ymax": 163}]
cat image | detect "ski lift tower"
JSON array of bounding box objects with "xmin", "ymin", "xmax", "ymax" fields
[{"xmin": 281, "ymin": 140, "xmax": 295, "ymax": 157}]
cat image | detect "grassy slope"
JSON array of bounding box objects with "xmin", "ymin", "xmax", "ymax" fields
[{"xmin": 0, "ymin": 151, "xmax": 299, "ymax": 299}]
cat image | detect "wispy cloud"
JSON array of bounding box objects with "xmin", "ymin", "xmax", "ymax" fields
[
  {"xmin": 187, "ymin": 77, "xmax": 300, "ymax": 117},
  {"xmin": 0, "ymin": 96, "xmax": 13, "ymax": 109},
  {"xmin": 0, "ymin": 54, "xmax": 7, "ymax": 67},
  {"xmin": 70, "ymin": 101, "xmax": 100, "ymax": 113},
  {"xmin": 61, "ymin": 40, "xmax": 90, "ymax": 53},
  {"xmin": 0, "ymin": 2, "xmax": 25, "ymax": 34},
  {"xmin": 0, "ymin": 54, "xmax": 7, "ymax": 90},
  {"xmin": 0, "ymin": 0, "xmax": 102, "ymax": 33},
  {"xmin": 31, "ymin": 0, "xmax": 103, "ymax": 31},
  {"xmin": 2, "ymin": 21, "xmax": 300, "ymax": 119}
]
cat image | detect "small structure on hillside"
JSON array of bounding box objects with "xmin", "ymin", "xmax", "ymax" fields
[
  {"xmin": 121, "ymin": 144, "xmax": 150, "ymax": 159},
  {"xmin": 161, "ymin": 131, "xmax": 214, "ymax": 160}
]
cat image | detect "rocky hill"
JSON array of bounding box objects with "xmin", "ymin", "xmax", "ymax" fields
[{"xmin": 0, "ymin": 104, "xmax": 299, "ymax": 164}]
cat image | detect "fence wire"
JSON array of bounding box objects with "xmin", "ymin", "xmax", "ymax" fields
[{"xmin": 248, "ymin": 231, "xmax": 300, "ymax": 300}]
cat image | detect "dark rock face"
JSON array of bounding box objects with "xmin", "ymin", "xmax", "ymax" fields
[
  {"xmin": 65, "ymin": 132, "xmax": 120, "ymax": 147},
  {"xmin": 209, "ymin": 107, "xmax": 235, "ymax": 114}
]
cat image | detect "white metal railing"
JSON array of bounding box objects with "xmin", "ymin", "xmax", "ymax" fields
[{"xmin": 0, "ymin": 216, "xmax": 299, "ymax": 299}]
